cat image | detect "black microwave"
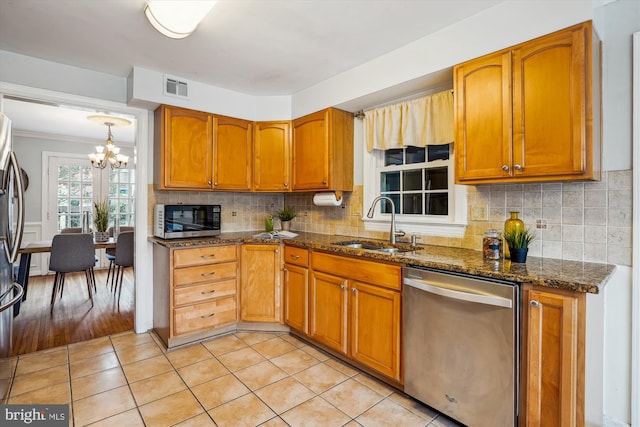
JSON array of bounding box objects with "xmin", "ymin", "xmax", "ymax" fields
[{"xmin": 154, "ymin": 204, "xmax": 221, "ymax": 239}]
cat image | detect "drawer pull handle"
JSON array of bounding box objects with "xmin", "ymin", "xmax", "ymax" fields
[
  {"xmin": 290, "ymin": 255, "xmax": 300, "ymax": 260},
  {"xmin": 201, "ymin": 254, "xmax": 216, "ymax": 259},
  {"xmin": 201, "ymin": 272, "xmax": 216, "ymax": 277},
  {"xmin": 201, "ymin": 312, "xmax": 216, "ymax": 318},
  {"xmin": 201, "ymin": 290, "xmax": 216, "ymax": 294}
]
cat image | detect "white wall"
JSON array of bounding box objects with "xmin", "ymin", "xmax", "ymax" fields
[{"xmin": 0, "ymin": 50, "xmax": 127, "ymax": 104}]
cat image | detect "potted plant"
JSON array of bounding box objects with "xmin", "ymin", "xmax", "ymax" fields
[
  {"xmin": 503, "ymin": 227, "xmax": 536, "ymax": 263},
  {"xmin": 93, "ymin": 198, "xmax": 110, "ymax": 241},
  {"xmin": 275, "ymin": 206, "xmax": 297, "ymax": 231}
]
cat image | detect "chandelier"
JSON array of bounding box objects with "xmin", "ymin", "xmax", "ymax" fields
[{"xmin": 87, "ymin": 115, "xmax": 131, "ymax": 169}]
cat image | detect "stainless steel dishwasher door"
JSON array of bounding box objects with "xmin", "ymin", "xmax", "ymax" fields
[{"xmin": 403, "ymin": 267, "xmax": 518, "ymax": 427}]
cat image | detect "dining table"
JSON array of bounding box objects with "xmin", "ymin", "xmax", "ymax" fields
[{"xmin": 14, "ymin": 237, "xmax": 116, "ymax": 315}]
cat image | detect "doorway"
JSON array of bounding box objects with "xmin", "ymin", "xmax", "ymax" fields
[{"xmin": 0, "ymin": 83, "xmax": 151, "ymax": 355}]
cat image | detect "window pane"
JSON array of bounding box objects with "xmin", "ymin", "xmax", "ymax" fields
[
  {"xmin": 425, "ymin": 193, "xmax": 448, "ymax": 215},
  {"xmin": 425, "ymin": 167, "xmax": 448, "ymax": 190},
  {"xmin": 403, "ymin": 169, "xmax": 422, "ymax": 191},
  {"xmin": 406, "ymin": 146, "xmax": 425, "ymax": 164},
  {"xmin": 427, "ymin": 144, "xmax": 450, "ymax": 162},
  {"xmin": 379, "ymin": 194, "xmax": 400, "ymax": 214},
  {"xmin": 403, "ymin": 194, "xmax": 422, "ymax": 214},
  {"xmin": 380, "ymin": 171, "xmax": 400, "ymax": 192},
  {"xmin": 384, "ymin": 149, "xmax": 403, "ymax": 166}
]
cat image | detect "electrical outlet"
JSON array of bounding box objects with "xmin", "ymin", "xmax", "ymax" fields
[
  {"xmin": 232, "ymin": 211, "xmax": 237, "ymax": 217},
  {"xmin": 535, "ymin": 219, "xmax": 547, "ymax": 229},
  {"xmin": 471, "ymin": 204, "xmax": 488, "ymax": 221}
]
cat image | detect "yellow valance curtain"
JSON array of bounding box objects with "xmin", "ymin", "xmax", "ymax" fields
[{"xmin": 363, "ymin": 89, "xmax": 454, "ymax": 152}]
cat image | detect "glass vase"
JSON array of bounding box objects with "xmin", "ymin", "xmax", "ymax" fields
[{"xmin": 504, "ymin": 211, "xmax": 525, "ymax": 259}]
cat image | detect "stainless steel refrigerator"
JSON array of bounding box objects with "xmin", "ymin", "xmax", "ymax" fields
[{"xmin": 0, "ymin": 112, "xmax": 25, "ymax": 403}]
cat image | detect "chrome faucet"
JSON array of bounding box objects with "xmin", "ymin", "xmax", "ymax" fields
[{"xmin": 366, "ymin": 196, "xmax": 405, "ymax": 245}]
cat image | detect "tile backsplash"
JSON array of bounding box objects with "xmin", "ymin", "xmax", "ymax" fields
[{"xmin": 151, "ymin": 169, "xmax": 631, "ymax": 266}]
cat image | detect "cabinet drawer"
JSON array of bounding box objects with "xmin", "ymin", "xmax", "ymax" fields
[
  {"xmin": 174, "ymin": 262, "xmax": 237, "ymax": 287},
  {"xmin": 284, "ymin": 246, "xmax": 309, "ymax": 267},
  {"xmin": 312, "ymin": 251, "xmax": 401, "ymax": 290},
  {"xmin": 174, "ymin": 278, "xmax": 237, "ymax": 307},
  {"xmin": 174, "ymin": 296, "xmax": 237, "ymax": 336},
  {"xmin": 173, "ymin": 245, "xmax": 237, "ymax": 268}
]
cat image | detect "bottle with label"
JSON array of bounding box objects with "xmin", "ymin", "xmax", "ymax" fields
[{"xmin": 483, "ymin": 229, "xmax": 503, "ymax": 260}]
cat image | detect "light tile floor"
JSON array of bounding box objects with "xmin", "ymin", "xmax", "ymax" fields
[{"xmin": 7, "ymin": 330, "xmax": 465, "ymax": 427}]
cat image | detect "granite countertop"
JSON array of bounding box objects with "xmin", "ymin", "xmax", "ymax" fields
[{"xmin": 149, "ymin": 231, "xmax": 616, "ymax": 294}]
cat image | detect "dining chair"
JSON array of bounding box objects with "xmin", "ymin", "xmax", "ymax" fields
[
  {"xmin": 111, "ymin": 231, "xmax": 134, "ymax": 303},
  {"xmin": 48, "ymin": 233, "xmax": 97, "ymax": 314},
  {"xmin": 106, "ymin": 226, "xmax": 134, "ymax": 289}
]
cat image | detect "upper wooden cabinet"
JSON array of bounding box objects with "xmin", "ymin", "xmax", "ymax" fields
[
  {"xmin": 292, "ymin": 108, "xmax": 354, "ymax": 191},
  {"xmin": 214, "ymin": 115, "xmax": 253, "ymax": 191},
  {"xmin": 454, "ymin": 21, "xmax": 601, "ymax": 184},
  {"xmin": 154, "ymin": 105, "xmax": 214, "ymax": 190},
  {"xmin": 253, "ymin": 121, "xmax": 292, "ymax": 192}
]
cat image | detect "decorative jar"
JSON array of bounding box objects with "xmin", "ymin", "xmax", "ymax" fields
[{"xmin": 482, "ymin": 229, "xmax": 503, "ymax": 260}]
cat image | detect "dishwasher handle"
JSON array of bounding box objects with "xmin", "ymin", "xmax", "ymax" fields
[{"xmin": 404, "ymin": 278, "xmax": 512, "ymax": 309}]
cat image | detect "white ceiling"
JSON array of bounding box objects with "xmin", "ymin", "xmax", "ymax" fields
[{"xmin": 0, "ymin": 0, "xmax": 502, "ymax": 140}]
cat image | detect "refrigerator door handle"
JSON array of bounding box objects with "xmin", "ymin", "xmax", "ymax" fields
[
  {"xmin": 0, "ymin": 283, "xmax": 23, "ymax": 313},
  {"xmin": 5, "ymin": 152, "xmax": 25, "ymax": 264}
]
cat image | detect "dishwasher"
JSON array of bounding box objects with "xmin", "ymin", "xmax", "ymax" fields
[{"xmin": 403, "ymin": 266, "xmax": 519, "ymax": 427}]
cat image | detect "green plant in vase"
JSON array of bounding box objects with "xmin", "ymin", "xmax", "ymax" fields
[
  {"xmin": 502, "ymin": 227, "xmax": 536, "ymax": 263},
  {"xmin": 275, "ymin": 206, "xmax": 297, "ymax": 231},
  {"xmin": 93, "ymin": 198, "xmax": 110, "ymax": 241}
]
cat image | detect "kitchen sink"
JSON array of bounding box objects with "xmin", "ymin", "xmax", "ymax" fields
[{"xmin": 331, "ymin": 240, "xmax": 415, "ymax": 253}]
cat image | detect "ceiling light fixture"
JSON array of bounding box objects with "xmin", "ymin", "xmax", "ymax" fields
[
  {"xmin": 144, "ymin": 0, "xmax": 216, "ymax": 39},
  {"xmin": 87, "ymin": 115, "xmax": 131, "ymax": 169}
]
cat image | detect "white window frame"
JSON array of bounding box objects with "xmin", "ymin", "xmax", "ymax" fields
[{"xmin": 362, "ymin": 144, "xmax": 467, "ymax": 238}]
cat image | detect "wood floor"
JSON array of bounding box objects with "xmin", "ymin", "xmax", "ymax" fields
[{"xmin": 11, "ymin": 268, "xmax": 134, "ymax": 356}]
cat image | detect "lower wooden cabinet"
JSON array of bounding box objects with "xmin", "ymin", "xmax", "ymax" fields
[
  {"xmin": 309, "ymin": 251, "xmax": 402, "ymax": 382},
  {"xmin": 283, "ymin": 246, "xmax": 310, "ymax": 333},
  {"xmin": 522, "ymin": 285, "xmax": 585, "ymax": 427},
  {"xmin": 240, "ymin": 244, "xmax": 282, "ymax": 323},
  {"xmin": 153, "ymin": 244, "xmax": 239, "ymax": 348}
]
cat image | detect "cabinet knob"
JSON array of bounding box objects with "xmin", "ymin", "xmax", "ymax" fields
[
  {"xmin": 208, "ymin": 180, "xmax": 212, "ymax": 185},
  {"xmin": 283, "ymin": 267, "xmax": 287, "ymax": 272},
  {"xmin": 340, "ymin": 284, "xmax": 345, "ymax": 290},
  {"xmin": 322, "ymin": 180, "xmax": 327, "ymax": 185},
  {"xmin": 514, "ymin": 164, "xmax": 523, "ymax": 171},
  {"xmin": 214, "ymin": 182, "xmax": 218, "ymax": 186},
  {"xmin": 530, "ymin": 300, "xmax": 539, "ymax": 307},
  {"xmin": 284, "ymin": 183, "xmax": 288, "ymax": 187},
  {"xmin": 501, "ymin": 165, "xmax": 509, "ymax": 171},
  {"xmin": 351, "ymin": 287, "xmax": 356, "ymax": 293},
  {"xmin": 275, "ymin": 249, "xmax": 279, "ymax": 254}
]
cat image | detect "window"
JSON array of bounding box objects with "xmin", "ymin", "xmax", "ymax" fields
[
  {"xmin": 109, "ymin": 168, "xmax": 135, "ymax": 227},
  {"xmin": 378, "ymin": 145, "xmax": 450, "ymax": 216},
  {"xmin": 55, "ymin": 163, "xmax": 95, "ymax": 230},
  {"xmin": 363, "ymin": 144, "xmax": 467, "ymax": 237}
]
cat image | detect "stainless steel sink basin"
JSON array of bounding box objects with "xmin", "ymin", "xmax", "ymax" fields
[{"xmin": 332, "ymin": 240, "xmax": 413, "ymax": 253}]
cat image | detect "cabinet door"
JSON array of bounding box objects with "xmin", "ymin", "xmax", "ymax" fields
[
  {"xmin": 283, "ymin": 263, "xmax": 308, "ymax": 334},
  {"xmin": 525, "ymin": 289, "xmax": 582, "ymax": 427},
  {"xmin": 214, "ymin": 115, "xmax": 253, "ymax": 191},
  {"xmin": 349, "ymin": 281, "xmax": 401, "ymax": 381},
  {"xmin": 240, "ymin": 245, "xmax": 281, "ymax": 322},
  {"xmin": 292, "ymin": 110, "xmax": 330, "ymax": 190},
  {"xmin": 309, "ymin": 270, "xmax": 348, "ymax": 354},
  {"xmin": 156, "ymin": 105, "xmax": 213, "ymax": 189},
  {"xmin": 454, "ymin": 51, "xmax": 512, "ymax": 183},
  {"xmin": 254, "ymin": 121, "xmax": 291, "ymax": 191},
  {"xmin": 512, "ymin": 25, "xmax": 588, "ymax": 179}
]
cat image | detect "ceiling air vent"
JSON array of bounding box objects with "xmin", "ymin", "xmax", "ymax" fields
[{"xmin": 163, "ymin": 75, "xmax": 189, "ymax": 99}]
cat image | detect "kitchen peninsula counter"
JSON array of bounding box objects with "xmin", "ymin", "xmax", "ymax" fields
[{"xmin": 149, "ymin": 231, "xmax": 615, "ymax": 294}]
